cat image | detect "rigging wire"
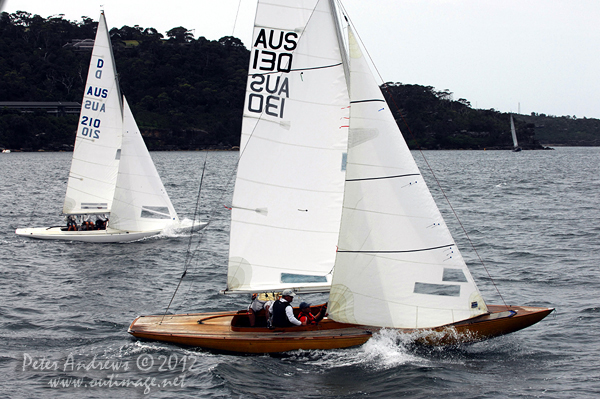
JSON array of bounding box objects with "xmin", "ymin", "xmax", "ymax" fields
[
  {"xmin": 175, "ymin": 157, "xmax": 240, "ymax": 310},
  {"xmin": 184, "ymin": 154, "xmax": 209, "ymax": 266},
  {"xmin": 232, "ymin": 0, "xmax": 242, "ymax": 37},
  {"xmin": 160, "ymin": 153, "xmax": 210, "ymax": 322},
  {"xmin": 337, "ymin": 1, "xmax": 508, "ymax": 308}
]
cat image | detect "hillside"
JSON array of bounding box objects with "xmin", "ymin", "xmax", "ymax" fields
[{"xmin": 1, "ymin": 11, "xmax": 599, "ymax": 151}]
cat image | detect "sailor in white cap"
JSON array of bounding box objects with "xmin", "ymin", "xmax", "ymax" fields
[{"xmin": 271, "ymin": 289, "xmax": 302, "ymax": 327}]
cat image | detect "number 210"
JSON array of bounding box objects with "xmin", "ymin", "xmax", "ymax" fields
[{"xmin": 81, "ymin": 116, "xmax": 100, "ymax": 139}]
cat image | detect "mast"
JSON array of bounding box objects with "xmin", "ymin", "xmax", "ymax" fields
[{"xmin": 330, "ymin": 0, "xmax": 350, "ymax": 90}]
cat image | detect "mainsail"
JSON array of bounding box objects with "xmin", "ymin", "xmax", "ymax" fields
[
  {"xmin": 107, "ymin": 98, "xmax": 179, "ymax": 232},
  {"xmin": 63, "ymin": 12, "xmax": 122, "ymax": 215},
  {"xmin": 328, "ymin": 27, "xmax": 488, "ymax": 329},
  {"xmin": 225, "ymin": 0, "xmax": 349, "ymax": 293}
]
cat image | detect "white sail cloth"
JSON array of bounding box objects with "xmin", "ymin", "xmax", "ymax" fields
[
  {"xmin": 226, "ymin": 0, "xmax": 349, "ymax": 293},
  {"xmin": 63, "ymin": 12, "xmax": 122, "ymax": 215},
  {"xmin": 328, "ymin": 27, "xmax": 488, "ymax": 329},
  {"xmin": 107, "ymin": 98, "xmax": 179, "ymax": 232},
  {"xmin": 510, "ymin": 115, "xmax": 519, "ymax": 148}
]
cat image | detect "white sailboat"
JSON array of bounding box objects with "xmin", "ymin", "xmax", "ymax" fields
[
  {"xmin": 510, "ymin": 114, "xmax": 522, "ymax": 152},
  {"xmin": 129, "ymin": 0, "xmax": 551, "ymax": 352},
  {"xmin": 16, "ymin": 12, "xmax": 206, "ymax": 242}
]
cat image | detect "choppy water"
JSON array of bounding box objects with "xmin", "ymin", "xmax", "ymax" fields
[{"xmin": 1, "ymin": 148, "xmax": 598, "ymax": 398}]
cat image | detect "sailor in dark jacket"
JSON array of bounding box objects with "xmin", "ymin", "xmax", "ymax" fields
[{"xmin": 271, "ymin": 289, "xmax": 302, "ymax": 327}]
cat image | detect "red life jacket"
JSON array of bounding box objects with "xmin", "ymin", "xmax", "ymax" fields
[{"xmin": 299, "ymin": 311, "xmax": 316, "ymax": 325}]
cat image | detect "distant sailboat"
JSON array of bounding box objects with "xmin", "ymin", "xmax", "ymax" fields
[
  {"xmin": 15, "ymin": 12, "xmax": 206, "ymax": 242},
  {"xmin": 511, "ymin": 114, "xmax": 522, "ymax": 152},
  {"xmin": 129, "ymin": 0, "xmax": 552, "ymax": 353}
]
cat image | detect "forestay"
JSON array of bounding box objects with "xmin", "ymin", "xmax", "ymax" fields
[
  {"xmin": 226, "ymin": 0, "xmax": 349, "ymax": 293},
  {"xmin": 63, "ymin": 12, "xmax": 122, "ymax": 215},
  {"xmin": 108, "ymin": 98, "xmax": 178, "ymax": 232},
  {"xmin": 328, "ymin": 27, "xmax": 488, "ymax": 329}
]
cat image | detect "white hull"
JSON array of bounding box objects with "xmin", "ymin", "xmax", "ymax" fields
[
  {"xmin": 175, "ymin": 219, "xmax": 208, "ymax": 234},
  {"xmin": 15, "ymin": 221, "xmax": 207, "ymax": 243}
]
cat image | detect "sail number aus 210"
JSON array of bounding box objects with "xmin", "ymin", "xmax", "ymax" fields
[{"xmin": 80, "ymin": 116, "xmax": 100, "ymax": 139}]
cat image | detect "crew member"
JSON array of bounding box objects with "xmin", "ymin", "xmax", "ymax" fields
[
  {"xmin": 66, "ymin": 216, "xmax": 77, "ymax": 231},
  {"xmin": 298, "ymin": 302, "xmax": 327, "ymax": 325},
  {"xmin": 82, "ymin": 215, "xmax": 95, "ymax": 230},
  {"xmin": 248, "ymin": 293, "xmax": 266, "ymax": 327},
  {"xmin": 271, "ymin": 289, "xmax": 301, "ymax": 327}
]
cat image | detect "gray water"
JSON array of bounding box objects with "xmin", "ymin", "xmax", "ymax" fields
[{"xmin": 0, "ymin": 148, "xmax": 598, "ymax": 398}]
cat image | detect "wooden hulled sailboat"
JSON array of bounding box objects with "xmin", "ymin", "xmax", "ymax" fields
[
  {"xmin": 15, "ymin": 12, "xmax": 206, "ymax": 242},
  {"xmin": 129, "ymin": 0, "xmax": 552, "ymax": 353}
]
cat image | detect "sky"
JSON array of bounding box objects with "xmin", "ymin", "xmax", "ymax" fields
[{"xmin": 3, "ymin": 0, "xmax": 600, "ymax": 119}]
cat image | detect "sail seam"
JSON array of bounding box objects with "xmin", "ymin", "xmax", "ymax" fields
[
  {"xmin": 350, "ymin": 99, "xmax": 386, "ymax": 104},
  {"xmin": 232, "ymin": 218, "xmax": 340, "ymax": 234},
  {"xmin": 248, "ymin": 62, "xmax": 343, "ymax": 76},
  {"xmin": 238, "ymin": 133, "xmax": 347, "ymax": 152},
  {"xmin": 346, "ymin": 173, "xmax": 420, "ymax": 182},
  {"xmin": 338, "ymin": 244, "xmax": 454, "ymax": 254}
]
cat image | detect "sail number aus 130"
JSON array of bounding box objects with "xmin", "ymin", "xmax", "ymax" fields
[{"xmin": 247, "ymin": 29, "xmax": 297, "ymax": 119}]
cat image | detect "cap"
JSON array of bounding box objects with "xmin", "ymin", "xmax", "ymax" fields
[
  {"xmin": 299, "ymin": 302, "xmax": 311, "ymax": 309},
  {"xmin": 281, "ymin": 289, "xmax": 295, "ymax": 297}
]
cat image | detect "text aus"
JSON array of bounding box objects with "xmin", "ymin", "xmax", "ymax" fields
[
  {"xmin": 247, "ymin": 29, "xmax": 298, "ymax": 119},
  {"xmin": 81, "ymin": 58, "xmax": 108, "ymax": 139}
]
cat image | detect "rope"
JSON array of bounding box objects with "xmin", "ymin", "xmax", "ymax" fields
[
  {"xmin": 232, "ymin": 0, "xmax": 242, "ymax": 37},
  {"xmin": 160, "ymin": 153, "xmax": 209, "ymax": 323},
  {"xmin": 184, "ymin": 153, "xmax": 209, "ymax": 266},
  {"xmin": 175, "ymin": 157, "xmax": 240, "ymax": 310}
]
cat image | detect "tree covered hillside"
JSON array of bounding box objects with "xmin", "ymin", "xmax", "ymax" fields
[
  {"xmin": 1, "ymin": 11, "xmax": 598, "ymax": 151},
  {"xmin": 0, "ymin": 11, "xmax": 248, "ymax": 150}
]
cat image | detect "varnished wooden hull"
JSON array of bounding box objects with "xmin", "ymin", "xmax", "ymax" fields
[
  {"xmin": 128, "ymin": 304, "xmax": 553, "ymax": 354},
  {"xmin": 128, "ymin": 311, "xmax": 372, "ymax": 353},
  {"xmin": 411, "ymin": 305, "xmax": 554, "ymax": 345}
]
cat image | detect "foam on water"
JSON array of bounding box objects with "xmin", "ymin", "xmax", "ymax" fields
[{"xmin": 279, "ymin": 329, "xmax": 431, "ymax": 371}]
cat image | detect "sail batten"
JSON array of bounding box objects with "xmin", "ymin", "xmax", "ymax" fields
[
  {"xmin": 346, "ymin": 173, "xmax": 420, "ymax": 182},
  {"xmin": 350, "ymin": 99, "xmax": 386, "ymax": 104},
  {"xmin": 338, "ymin": 244, "xmax": 456, "ymax": 254}
]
